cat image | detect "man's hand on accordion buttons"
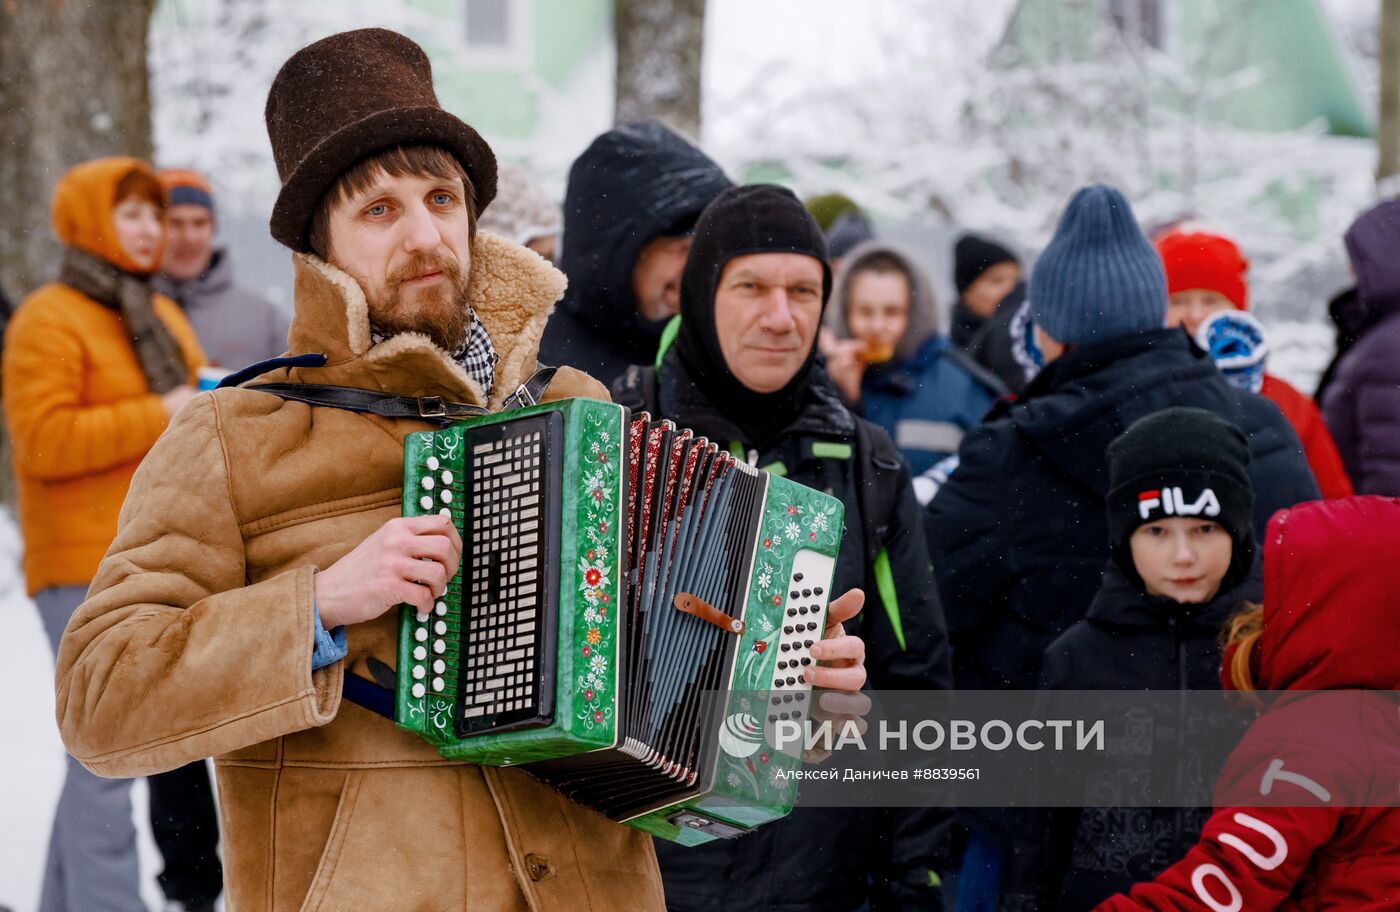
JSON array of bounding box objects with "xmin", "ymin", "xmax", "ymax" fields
[
  {"xmin": 802, "ymin": 588, "xmax": 870, "ymax": 764},
  {"xmin": 314, "ymin": 515, "xmax": 463, "ymax": 629}
]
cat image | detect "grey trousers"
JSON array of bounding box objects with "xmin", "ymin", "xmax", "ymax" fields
[{"xmin": 35, "ymin": 585, "xmax": 146, "ymax": 912}]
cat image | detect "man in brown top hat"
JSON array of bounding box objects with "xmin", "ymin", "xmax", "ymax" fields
[{"xmin": 51, "ymin": 28, "xmax": 868, "ymax": 912}]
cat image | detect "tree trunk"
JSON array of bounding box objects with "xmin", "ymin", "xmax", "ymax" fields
[
  {"xmin": 0, "ymin": 0, "xmax": 158, "ymax": 506},
  {"xmin": 1380, "ymin": 0, "xmax": 1400, "ymax": 184},
  {"xmin": 613, "ymin": 0, "xmax": 705, "ymax": 140}
]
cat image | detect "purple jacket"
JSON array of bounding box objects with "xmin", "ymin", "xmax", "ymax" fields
[{"xmin": 1321, "ymin": 200, "xmax": 1400, "ymax": 494}]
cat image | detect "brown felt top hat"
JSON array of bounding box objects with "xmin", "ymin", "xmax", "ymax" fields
[{"xmin": 265, "ymin": 28, "xmax": 498, "ymax": 252}]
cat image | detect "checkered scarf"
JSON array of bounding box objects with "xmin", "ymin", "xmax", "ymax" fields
[{"xmin": 371, "ymin": 307, "xmax": 498, "ymax": 401}]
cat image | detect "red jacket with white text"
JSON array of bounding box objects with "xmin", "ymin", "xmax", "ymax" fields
[{"xmin": 1097, "ymin": 497, "xmax": 1400, "ymax": 911}]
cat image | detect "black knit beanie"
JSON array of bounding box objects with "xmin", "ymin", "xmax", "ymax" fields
[
  {"xmin": 954, "ymin": 233, "xmax": 1018, "ymax": 295},
  {"xmin": 673, "ymin": 184, "xmax": 831, "ymax": 446},
  {"xmin": 1106, "ymin": 407, "xmax": 1256, "ymax": 592}
]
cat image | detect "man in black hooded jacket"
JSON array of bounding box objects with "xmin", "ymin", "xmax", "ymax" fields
[
  {"xmin": 614, "ymin": 184, "xmax": 952, "ymax": 912},
  {"xmin": 539, "ymin": 121, "xmax": 732, "ymax": 388},
  {"xmin": 925, "ymin": 185, "xmax": 1319, "ymax": 694}
]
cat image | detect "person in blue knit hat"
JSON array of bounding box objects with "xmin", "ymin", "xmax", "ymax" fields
[{"xmin": 922, "ymin": 184, "xmax": 1319, "ymax": 912}]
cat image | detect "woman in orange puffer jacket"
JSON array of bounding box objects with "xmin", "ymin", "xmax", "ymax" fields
[{"xmin": 2, "ymin": 156, "xmax": 203, "ymax": 912}]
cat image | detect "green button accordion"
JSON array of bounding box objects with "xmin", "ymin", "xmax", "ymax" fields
[{"xmin": 394, "ymin": 397, "xmax": 845, "ymax": 844}]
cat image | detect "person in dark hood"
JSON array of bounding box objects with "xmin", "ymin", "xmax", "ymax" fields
[
  {"xmin": 538, "ymin": 120, "xmax": 732, "ymax": 386},
  {"xmin": 613, "ymin": 184, "xmax": 953, "ymax": 912},
  {"xmin": 1318, "ymin": 199, "xmax": 1400, "ymax": 494},
  {"xmin": 950, "ymin": 233, "xmax": 1027, "ymax": 392},
  {"xmin": 821, "ymin": 240, "xmax": 1003, "ymax": 475},
  {"xmin": 1002, "ymin": 408, "xmax": 1261, "ymax": 911}
]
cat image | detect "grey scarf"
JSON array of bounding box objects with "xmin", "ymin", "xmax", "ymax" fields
[{"xmin": 59, "ymin": 246, "xmax": 188, "ymax": 393}]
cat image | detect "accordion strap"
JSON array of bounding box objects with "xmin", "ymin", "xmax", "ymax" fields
[
  {"xmin": 243, "ymin": 365, "xmax": 559, "ymax": 428},
  {"xmin": 238, "ymin": 365, "xmax": 559, "ymax": 719}
]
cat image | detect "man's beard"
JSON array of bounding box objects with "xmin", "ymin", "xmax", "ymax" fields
[{"xmin": 368, "ymin": 251, "xmax": 472, "ymax": 353}]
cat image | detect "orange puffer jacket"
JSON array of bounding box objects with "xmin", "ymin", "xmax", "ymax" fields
[{"xmin": 2, "ymin": 157, "xmax": 204, "ymax": 594}]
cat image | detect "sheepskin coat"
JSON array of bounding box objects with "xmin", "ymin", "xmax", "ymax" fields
[{"xmin": 55, "ymin": 233, "xmax": 664, "ymax": 912}]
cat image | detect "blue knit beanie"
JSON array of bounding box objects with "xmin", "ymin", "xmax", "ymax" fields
[{"xmin": 1030, "ymin": 184, "xmax": 1166, "ymax": 345}]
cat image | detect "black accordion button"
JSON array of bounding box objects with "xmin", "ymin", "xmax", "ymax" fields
[
  {"xmin": 802, "ymin": 589, "xmax": 812, "ymax": 598},
  {"xmin": 793, "ymin": 572, "xmax": 804, "ymax": 582},
  {"xmin": 814, "ymin": 587, "xmax": 824, "ymax": 596},
  {"xmin": 787, "ymin": 608, "xmax": 797, "ymax": 617},
  {"xmin": 804, "ymin": 639, "xmax": 814, "ymax": 648},
  {"xmin": 784, "ymin": 625, "xmax": 794, "ymax": 634},
  {"xmin": 790, "ymin": 590, "xmax": 800, "ymax": 599}
]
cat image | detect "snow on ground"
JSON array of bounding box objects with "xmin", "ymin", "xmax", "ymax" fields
[{"xmin": 0, "ymin": 509, "xmax": 167, "ymax": 912}]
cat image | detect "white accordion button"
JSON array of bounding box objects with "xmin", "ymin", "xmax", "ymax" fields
[
  {"xmin": 415, "ymin": 611, "xmax": 429, "ymax": 623},
  {"xmin": 433, "ymin": 659, "xmax": 446, "ymax": 674},
  {"xmin": 411, "ymin": 682, "xmax": 425, "ymax": 699},
  {"xmin": 413, "ymin": 645, "xmax": 427, "ymax": 661},
  {"xmin": 441, "ymin": 470, "xmax": 454, "ymax": 485},
  {"xmin": 434, "ymin": 639, "xmax": 446, "ymax": 653},
  {"xmin": 421, "ymin": 476, "xmax": 434, "ymax": 490},
  {"xmin": 414, "ymin": 627, "xmax": 428, "ymax": 642},
  {"xmin": 432, "ymin": 677, "xmax": 445, "ymax": 692},
  {"xmin": 435, "ymin": 601, "xmax": 447, "ymax": 616},
  {"xmin": 439, "ymin": 507, "xmax": 451, "ymax": 518},
  {"xmin": 427, "ymin": 456, "xmax": 440, "ymax": 471},
  {"xmin": 434, "ymin": 620, "xmax": 447, "ymax": 635},
  {"xmin": 440, "ymin": 490, "xmax": 453, "ymax": 504},
  {"xmin": 411, "ymin": 665, "xmax": 426, "ymax": 680},
  {"xmin": 420, "ymin": 496, "xmax": 432, "ymax": 511}
]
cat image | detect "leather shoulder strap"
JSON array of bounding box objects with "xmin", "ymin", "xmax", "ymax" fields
[{"xmin": 242, "ymin": 365, "xmax": 560, "ymax": 427}]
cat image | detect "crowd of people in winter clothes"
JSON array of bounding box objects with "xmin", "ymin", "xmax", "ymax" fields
[{"xmin": 3, "ymin": 26, "xmax": 1400, "ymax": 912}]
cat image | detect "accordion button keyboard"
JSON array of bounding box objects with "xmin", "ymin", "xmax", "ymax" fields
[
  {"xmin": 420, "ymin": 496, "xmax": 433, "ymax": 511},
  {"xmin": 427, "ymin": 456, "xmax": 440, "ymax": 471},
  {"xmin": 414, "ymin": 646, "xmax": 426, "ymax": 661},
  {"xmin": 412, "ymin": 682, "xmax": 425, "ymax": 698},
  {"xmin": 412, "ymin": 665, "xmax": 426, "ymax": 680},
  {"xmin": 414, "ymin": 628, "xmax": 428, "ymax": 643},
  {"xmin": 432, "ymin": 676, "xmax": 445, "ymax": 692},
  {"xmin": 435, "ymin": 601, "xmax": 448, "ymax": 617},
  {"xmin": 434, "ymin": 639, "xmax": 446, "ymax": 654},
  {"xmin": 766, "ymin": 549, "xmax": 837, "ymax": 753},
  {"xmin": 422, "ymin": 477, "xmax": 434, "ymax": 490}
]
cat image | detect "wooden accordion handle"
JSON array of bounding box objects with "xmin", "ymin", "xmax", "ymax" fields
[{"xmin": 673, "ymin": 593, "xmax": 745, "ymax": 636}]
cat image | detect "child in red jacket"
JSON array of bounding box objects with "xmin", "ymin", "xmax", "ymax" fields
[
  {"xmin": 1096, "ymin": 496, "xmax": 1400, "ymax": 911},
  {"xmin": 1156, "ymin": 229, "xmax": 1353, "ymax": 500}
]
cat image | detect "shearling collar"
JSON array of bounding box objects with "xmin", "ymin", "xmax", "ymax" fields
[{"xmin": 263, "ymin": 231, "xmax": 566, "ymax": 407}]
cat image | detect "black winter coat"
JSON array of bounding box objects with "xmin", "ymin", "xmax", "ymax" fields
[
  {"xmin": 539, "ymin": 122, "xmax": 732, "ymax": 389},
  {"xmin": 1001, "ymin": 566, "xmax": 1259, "ymax": 911},
  {"xmin": 925, "ymin": 328, "xmax": 1319, "ymax": 691},
  {"xmin": 614, "ymin": 354, "xmax": 953, "ymax": 912}
]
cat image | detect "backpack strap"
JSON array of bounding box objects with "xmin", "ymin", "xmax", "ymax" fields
[{"xmin": 852, "ymin": 417, "xmax": 910, "ymax": 651}]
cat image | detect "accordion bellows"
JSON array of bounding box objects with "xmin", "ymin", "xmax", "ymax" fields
[{"xmin": 395, "ymin": 397, "xmax": 844, "ymax": 844}]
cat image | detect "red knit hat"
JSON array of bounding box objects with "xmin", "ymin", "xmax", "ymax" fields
[{"xmin": 1155, "ymin": 230, "xmax": 1249, "ymax": 310}]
